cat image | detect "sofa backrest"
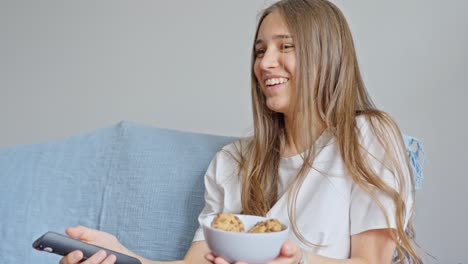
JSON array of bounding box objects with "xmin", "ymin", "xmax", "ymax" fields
[
  {"xmin": 0, "ymin": 121, "xmax": 423, "ymax": 263},
  {"xmin": 0, "ymin": 121, "xmax": 234, "ymax": 263}
]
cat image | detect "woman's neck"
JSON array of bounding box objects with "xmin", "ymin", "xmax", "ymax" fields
[{"xmin": 282, "ymin": 114, "xmax": 324, "ymax": 158}]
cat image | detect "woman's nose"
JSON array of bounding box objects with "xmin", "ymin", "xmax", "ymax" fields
[{"xmin": 259, "ymin": 49, "xmax": 280, "ymax": 70}]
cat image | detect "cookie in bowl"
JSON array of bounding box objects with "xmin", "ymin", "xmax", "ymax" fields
[
  {"xmin": 201, "ymin": 214, "xmax": 289, "ymax": 264},
  {"xmin": 248, "ymin": 218, "xmax": 283, "ymax": 233},
  {"xmin": 211, "ymin": 213, "xmax": 245, "ymax": 232}
]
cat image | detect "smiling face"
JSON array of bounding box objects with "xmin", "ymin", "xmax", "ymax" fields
[{"xmin": 253, "ymin": 11, "xmax": 296, "ymax": 116}]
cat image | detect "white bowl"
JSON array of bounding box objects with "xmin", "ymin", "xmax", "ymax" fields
[{"xmin": 201, "ymin": 214, "xmax": 289, "ymax": 264}]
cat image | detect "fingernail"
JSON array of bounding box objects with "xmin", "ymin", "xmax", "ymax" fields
[
  {"xmin": 108, "ymin": 254, "xmax": 117, "ymax": 262},
  {"xmin": 97, "ymin": 250, "xmax": 107, "ymax": 258},
  {"xmin": 72, "ymin": 251, "xmax": 82, "ymax": 261}
]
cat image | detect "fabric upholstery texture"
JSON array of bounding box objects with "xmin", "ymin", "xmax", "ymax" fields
[
  {"xmin": 0, "ymin": 121, "xmax": 423, "ymax": 263},
  {"xmin": 0, "ymin": 121, "xmax": 234, "ymax": 263}
]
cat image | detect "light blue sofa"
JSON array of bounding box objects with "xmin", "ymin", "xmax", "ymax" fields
[{"xmin": 0, "ymin": 121, "xmax": 423, "ymax": 263}]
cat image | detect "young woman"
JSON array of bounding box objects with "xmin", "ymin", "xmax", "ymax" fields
[{"xmin": 59, "ymin": 0, "xmax": 422, "ymax": 263}]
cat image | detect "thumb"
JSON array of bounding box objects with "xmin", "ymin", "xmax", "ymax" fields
[
  {"xmin": 280, "ymin": 240, "xmax": 299, "ymax": 258},
  {"xmin": 66, "ymin": 225, "xmax": 96, "ymax": 242}
]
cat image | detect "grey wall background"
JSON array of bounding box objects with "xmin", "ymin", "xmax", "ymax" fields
[{"xmin": 1, "ymin": 0, "xmax": 467, "ymax": 263}]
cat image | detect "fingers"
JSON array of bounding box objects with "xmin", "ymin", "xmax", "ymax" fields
[
  {"xmin": 60, "ymin": 250, "xmax": 83, "ymax": 264},
  {"xmin": 263, "ymin": 240, "xmax": 301, "ymax": 264},
  {"xmin": 84, "ymin": 250, "xmax": 107, "ymax": 263},
  {"xmin": 60, "ymin": 250, "xmax": 116, "ymax": 264},
  {"xmin": 205, "ymin": 252, "xmax": 215, "ymax": 262},
  {"xmin": 204, "ymin": 253, "xmax": 231, "ymax": 264},
  {"xmin": 279, "ymin": 240, "xmax": 299, "ymax": 258},
  {"xmin": 213, "ymin": 256, "xmax": 230, "ymax": 264},
  {"xmin": 99, "ymin": 253, "xmax": 117, "ymax": 264},
  {"xmin": 66, "ymin": 225, "xmax": 94, "ymax": 241}
]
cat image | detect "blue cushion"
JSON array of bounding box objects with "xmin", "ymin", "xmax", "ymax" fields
[
  {"xmin": 0, "ymin": 121, "xmax": 423, "ymax": 263},
  {"xmin": 402, "ymin": 135, "xmax": 424, "ymax": 190},
  {"xmin": 0, "ymin": 121, "xmax": 234, "ymax": 263}
]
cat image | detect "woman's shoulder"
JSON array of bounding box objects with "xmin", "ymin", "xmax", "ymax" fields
[
  {"xmin": 355, "ymin": 112, "xmax": 389, "ymax": 130},
  {"xmin": 355, "ymin": 112, "xmax": 401, "ymax": 141},
  {"xmin": 205, "ymin": 137, "xmax": 252, "ymax": 184},
  {"xmin": 212, "ymin": 137, "xmax": 252, "ymax": 164},
  {"xmin": 218, "ymin": 137, "xmax": 252, "ymax": 154},
  {"xmin": 354, "ymin": 112, "xmax": 407, "ymax": 164}
]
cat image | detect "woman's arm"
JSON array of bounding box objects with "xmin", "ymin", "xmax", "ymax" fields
[
  {"xmin": 208, "ymin": 228, "xmax": 396, "ymax": 264},
  {"xmin": 306, "ymin": 228, "xmax": 396, "ymax": 264},
  {"xmin": 146, "ymin": 241, "xmax": 210, "ymax": 264},
  {"xmin": 181, "ymin": 241, "xmax": 212, "ymax": 264},
  {"xmin": 58, "ymin": 226, "xmax": 211, "ymax": 264}
]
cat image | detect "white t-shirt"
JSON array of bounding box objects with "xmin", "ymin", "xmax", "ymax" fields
[{"xmin": 193, "ymin": 116, "xmax": 413, "ymax": 259}]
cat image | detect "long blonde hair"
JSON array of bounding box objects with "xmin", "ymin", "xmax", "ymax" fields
[{"xmin": 235, "ymin": 0, "xmax": 422, "ymax": 263}]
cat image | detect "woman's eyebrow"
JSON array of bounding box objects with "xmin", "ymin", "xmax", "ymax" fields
[{"xmin": 255, "ymin": 34, "xmax": 293, "ymax": 45}]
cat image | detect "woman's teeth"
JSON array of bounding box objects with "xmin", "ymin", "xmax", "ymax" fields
[{"xmin": 265, "ymin": 77, "xmax": 288, "ymax": 86}]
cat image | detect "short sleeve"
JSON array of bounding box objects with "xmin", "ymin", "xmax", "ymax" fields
[
  {"xmin": 192, "ymin": 153, "xmax": 225, "ymax": 241},
  {"xmin": 350, "ymin": 117, "xmax": 414, "ymax": 235},
  {"xmin": 192, "ymin": 142, "xmax": 242, "ymax": 241}
]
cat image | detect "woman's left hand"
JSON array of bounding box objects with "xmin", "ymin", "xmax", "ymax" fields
[
  {"xmin": 204, "ymin": 239, "xmax": 303, "ymax": 264},
  {"xmin": 264, "ymin": 240, "xmax": 303, "ymax": 264}
]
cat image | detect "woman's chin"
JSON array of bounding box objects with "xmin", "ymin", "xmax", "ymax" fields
[{"xmin": 266, "ymin": 100, "xmax": 288, "ymax": 114}]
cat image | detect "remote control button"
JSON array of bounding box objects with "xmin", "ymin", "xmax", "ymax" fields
[{"xmin": 44, "ymin": 247, "xmax": 53, "ymax": 253}]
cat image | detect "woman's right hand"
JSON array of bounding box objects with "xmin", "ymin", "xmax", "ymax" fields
[{"xmin": 59, "ymin": 225, "xmax": 134, "ymax": 264}]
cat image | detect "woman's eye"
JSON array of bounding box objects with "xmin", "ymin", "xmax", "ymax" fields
[
  {"xmin": 255, "ymin": 49, "xmax": 265, "ymax": 57},
  {"xmin": 281, "ymin": 44, "xmax": 294, "ymax": 51}
]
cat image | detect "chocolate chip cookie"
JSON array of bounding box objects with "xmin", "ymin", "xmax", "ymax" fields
[
  {"xmin": 211, "ymin": 213, "xmax": 245, "ymax": 232},
  {"xmin": 248, "ymin": 219, "xmax": 283, "ymax": 233}
]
